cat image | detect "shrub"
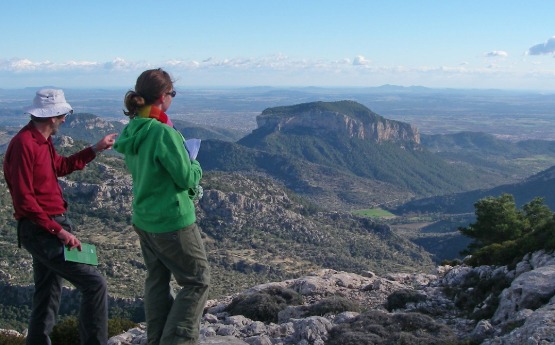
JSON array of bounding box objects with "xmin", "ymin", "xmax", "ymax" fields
[
  {"xmin": 225, "ymin": 286, "xmax": 302, "ymax": 323},
  {"xmin": 49, "ymin": 316, "xmax": 138, "ymax": 345},
  {"xmin": 326, "ymin": 310, "xmax": 458, "ymax": 345},
  {"xmin": 108, "ymin": 318, "xmax": 138, "ymax": 337},
  {"xmin": 386, "ymin": 289, "xmax": 427, "ymax": 311},
  {"xmin": 466, "ymin": 241, "xmax": 522, "ymax": 267},
  {"xmin": 306, "ymin": 295, "xmax": 361, "ymax": 316},
  {"xmin": 50, "ymin": 316, "xmax": 79, "ymax": 345}
]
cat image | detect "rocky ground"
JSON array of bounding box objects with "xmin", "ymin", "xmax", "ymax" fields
[{"xmin": 101, "ymin": 250, "xmax": 555, "ymax": 345}]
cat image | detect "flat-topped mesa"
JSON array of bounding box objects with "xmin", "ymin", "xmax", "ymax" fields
[{"xmin": 256, "ymin": 100, "xmax": 420, "ymax": 146}]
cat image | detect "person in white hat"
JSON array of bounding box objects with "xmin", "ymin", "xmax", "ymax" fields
[{"xmin": 3, "ymin": 88, "xmax": 117, "ymax": 345}]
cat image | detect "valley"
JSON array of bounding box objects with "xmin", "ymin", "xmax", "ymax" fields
[{"xmin": 1, "ymin": 86, "xmax": 555, "ymax": 331}]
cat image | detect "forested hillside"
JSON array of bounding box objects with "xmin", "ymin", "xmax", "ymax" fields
[
  {"xmin": 0, "ymin": 138, "xmax": 435, "ymax": 329},
  {"xmin": 421, "ymin": 131, "xmax": 555, "ymax": 181},
  {"xmin": 393, "ymin": 165, "xmax": 555, "ymax": 215},
  {"xmin": 198, "ymin": 139, "xmax": 414, "ymax": 211}
]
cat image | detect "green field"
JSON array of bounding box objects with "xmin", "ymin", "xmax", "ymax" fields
[{"xmin": 352, "ymin": 208, "xmax": 396, "ymax": 219}]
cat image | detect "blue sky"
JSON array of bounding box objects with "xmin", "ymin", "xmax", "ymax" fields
[{"xmin": 1, "ymin": 0, "xmax": 555, "ymax": 90}]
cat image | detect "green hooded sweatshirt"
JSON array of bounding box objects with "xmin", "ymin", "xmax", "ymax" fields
[{"xmin": 113, "ymin": 118, "xmax": 202, "ymax": 233}]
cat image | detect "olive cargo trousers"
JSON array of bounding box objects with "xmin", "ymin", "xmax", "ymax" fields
[{"xmin": 134, "ymin": 223, "xmax": 210, "ymax": 345}]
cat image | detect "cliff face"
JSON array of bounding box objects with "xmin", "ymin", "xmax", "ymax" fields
[{"xmin": 256, "ymin": 100, "xmax": 420, "ymax": 146}]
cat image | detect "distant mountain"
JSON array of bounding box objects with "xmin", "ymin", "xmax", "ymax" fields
[
  {"xmin": 422, "ymin": 131, "xmax": 516, "ymax": 155},
  {"xmin": 244, "ymin": 100, "xmax": 421, "ymax": 145},
  {"xmin": 422, "ymin": 131, "xmax": 555, "ymax": 158},
  {"xmin": 235, "ymin": 100, "xmax": 491, "ymax": 197},
  {"xmin": 420, "ymin": 131, "xmax": 555, "ymax": 185},
  {"xmin": 393, "ymin": 164, "xmax": 555, "ymax": 215}
]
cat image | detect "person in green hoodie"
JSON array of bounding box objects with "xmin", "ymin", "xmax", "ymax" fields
[{"xmin": 113, "ymin": 68, "xmax": 210, "ymax": 345}]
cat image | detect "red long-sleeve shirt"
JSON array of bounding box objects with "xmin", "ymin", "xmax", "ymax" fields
[{"xmin": 3, "ymin": 122, "xmax": 96, "ymax": 234}]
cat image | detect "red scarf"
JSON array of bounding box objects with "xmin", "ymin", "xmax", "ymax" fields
[{"xmin": 137, "ymin": 105, "xmax": 174, "ymax": 127}]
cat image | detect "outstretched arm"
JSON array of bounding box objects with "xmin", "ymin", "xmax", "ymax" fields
[
  {"xmin": 54, "ymin": 133, "xmax": 118, "ymax": 176},
  {"xmin": 92, "ymin": 133, "xmax": 117, "ymax": 153}
]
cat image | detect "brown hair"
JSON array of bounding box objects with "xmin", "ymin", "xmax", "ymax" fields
[{"xmin": 123, "ymin": 68, "xmax": 174, "ymax": 117}]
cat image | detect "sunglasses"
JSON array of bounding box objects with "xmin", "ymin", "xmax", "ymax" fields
[{"xmin": 166, "ymin": 90, "xmax": 177, "ymax": 98}]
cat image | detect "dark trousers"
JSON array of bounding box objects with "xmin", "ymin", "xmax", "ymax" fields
[{"xmin": 18, "ymin": 216, "xmax": 108, "ymax": 345}]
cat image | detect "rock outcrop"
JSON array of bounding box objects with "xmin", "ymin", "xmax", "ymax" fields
[
  {"xmin": 256, "ymin": 100, "xmax": 420, "ymax": 146},
  {"xmin": 107, "ymin": 250, "xmax": 555, "ymax": 345},
  {"xmin": 5, "ymin": 250, "xmax": 555, "ymax": 344}
]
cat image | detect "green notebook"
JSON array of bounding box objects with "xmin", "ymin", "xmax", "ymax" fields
[{"xmin": 64, "ymin": 243, "xmax": 98, "ymax": 266}]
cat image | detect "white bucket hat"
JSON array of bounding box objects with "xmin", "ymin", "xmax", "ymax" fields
[{"xmin": 24, "ymin": 88, "xmax": 73, "ymax": 118}]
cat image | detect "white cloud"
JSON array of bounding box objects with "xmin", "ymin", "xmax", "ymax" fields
[
  {"xmin": 484, "ymin": 51, "xmax": 508, "ymax": 58},
  {"xmin": 103, "ymin": 57, "xmax": 140, "ymax": 71},
  {"xmin": 0, "ymin": 55, "xmax": 367, "ymax": 75},
  {"xmin": 0, "ymin": 58, "xmax": 50, "ymax": 72},
  {"xmin": 166, "ymin": 59, "xmax": 201, "ymax": 68},
  {"xmin": 65, "ymin": 61, "xmax": 101, "ymax": 71},
  {"xmin": 0, "ymin": 58, "xmax": 105, "ymax": 72},
  {"xmin": 353, "ymin": 55, "xmax": 370, "ymax": 66},
  {"xmin": 1, "ymin": 54, "xmax": 555, "ymax": 90},
  {"xmin": 10, "ymin": 58, "xmax": 40, "ymax": 71},
  {"xmin": 526, "ymin": 36, "xmax": 555, "ymax": 55}
]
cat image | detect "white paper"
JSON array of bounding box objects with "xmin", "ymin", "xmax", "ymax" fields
[{"xmin": 185, "ymin": 138, "xmax": 201, "ymax": 160}]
